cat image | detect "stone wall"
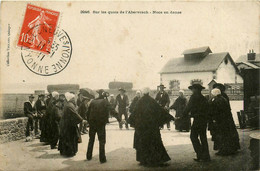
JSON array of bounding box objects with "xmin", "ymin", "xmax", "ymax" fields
[
  {"xmin": 0, "ymin": 93, "xmax": 31, "ymax": 119},
  {"xmin": 0, "ymin": 117, "xmax": 28, "ymax": 143}
]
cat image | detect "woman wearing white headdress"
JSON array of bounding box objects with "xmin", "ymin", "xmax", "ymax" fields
[
  {"xmin": 128, "ymin": 87, "xmax": 174, "ymax": 166},
  {"xmin": 170, "ymin": 90, "xmax": 190, "ymax": 132},
  {"xmin": 208, "ymin": 88, "xmax": 240, "ymax": 156},
  {"xmin": 58, "ymin": 92, "xmax": 83, "ymax": 157}
]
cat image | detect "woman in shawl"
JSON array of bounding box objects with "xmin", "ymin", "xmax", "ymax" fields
[
  {"xmin": 58, "ymin": 92, "xmax": 83, "ymax": 157},
  {"xmin": 170, "ymin": 90, "xmax": 190, "ymax": 132},
  {"xmin": 209, "ymin": 88, "xmax": 240, "ymax": 156},
  {"xmin": 128, "ymin": 88, "xmax": 174, "ymax": 167}
]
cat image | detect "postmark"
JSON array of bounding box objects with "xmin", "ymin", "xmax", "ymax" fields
[
  {"xmin": 21, "ymin": 29, "xmax": 72, "ymax": 76},
  {"xmin": 17, "ymin": 4, "xmax": 60, "ymax": 54}
]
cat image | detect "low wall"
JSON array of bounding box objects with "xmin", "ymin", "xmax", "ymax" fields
[
  {"xmin": 0, "ymin": 117, "xmax": 28, "ymax": 143},
  {"xmin": 0, "ymin": 93, "xmax": 30, "ymax": 119}
]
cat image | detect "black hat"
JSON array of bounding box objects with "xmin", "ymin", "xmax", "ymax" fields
[
  {"xmin": 38, "ymin": 94, "xmax": 44, "ymax": 97},
  {"xmin": 96, "ymin": 89, "xmax": 105, "ymax": 95},
  {"xmin": 81, "ymin": 89, "xmax": 95, "ymax": 99},
  {"xmin": 29, "ymin": 94, "xmax": 35, "ymax": 98},
  {"xmin": 158, "ymin": 84, "xmax": 166, "ymax": 89},
  {"xmin": 118, "ymin": 88, "xmax": 126, "ymax": 92},
  {"xmin": 213, "ymin": 83, "xmax": 226, "ymax": 91},
  {"xmin": 188, "ymin": 84, "xmax": 205, "ymax": 90}
]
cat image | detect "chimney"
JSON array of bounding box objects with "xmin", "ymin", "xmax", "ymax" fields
[{"xmin": 248, "ymin": 49, "xmax": 256, "ymax": 61}]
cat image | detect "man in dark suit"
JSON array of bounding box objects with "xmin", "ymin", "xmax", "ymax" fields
[
  {"xmin": 78, "ymin": 89, "xmax": 95, "ymax": 134},
  {"xmin": 35, "ymin": 94, "xmax": 46, "ymax": 139},
  {"xmin": 155, "ymin": 84, "xmax": 171, "ymax": 129},
  {"xmin": 116, "ymin": 88, "xmax": 129, "ymax": 129},
  {"xmin": 24, "ymin": 94, "xmax": 36, "ymax": 138},
  {"xmin": 182, "ymin": 84, "xmax": 211, "ymax": 162},
  {"xmin": 86, "ymin": 90, "xmax": 112, "ymax": 163}
]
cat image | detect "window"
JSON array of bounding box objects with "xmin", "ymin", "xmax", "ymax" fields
[{"xmin": 224, "ymin": 58, "xmax": 228, "ymax": 64}]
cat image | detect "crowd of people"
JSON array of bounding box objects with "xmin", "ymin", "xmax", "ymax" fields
[{"xmin": 23, "ymin": 82, "xmax": 240, "ymax": 167}]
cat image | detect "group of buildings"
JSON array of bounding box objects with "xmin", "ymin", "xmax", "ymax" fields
[
  {"xmin": 160, "ymin": 46, "xmax": 259, "ymax": 100},
  {"xmin": 1, "ymin": 46, "xmax": 259, "ymax": 121}
]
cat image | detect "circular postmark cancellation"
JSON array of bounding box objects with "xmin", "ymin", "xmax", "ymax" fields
[{"xmin": 21, "ymin": 26, "xmax": 72, "ymax": 76}]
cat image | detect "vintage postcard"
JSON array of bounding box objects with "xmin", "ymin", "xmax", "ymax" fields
[{"xmin": 0, "ymin": 1, "xmax": 259, "ymax": 171}]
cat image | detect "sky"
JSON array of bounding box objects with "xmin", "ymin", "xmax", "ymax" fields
[{"xmin": 1, "ymin": 1, "xmax": 259, "ymax": 93}]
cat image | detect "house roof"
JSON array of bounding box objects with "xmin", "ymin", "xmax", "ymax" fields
[
  {"xmin": 236, "ymin": 54, "xmax": 260, "ymax": 63},
  {"xmin": 160, "ymin": 52, "xmax": 235, "ymax": 74},
  {"xmin": 237, "ymin": 62, "xmax": 260, "ymax": 69},
  {"xmin": 182, "ymin": 46, "xmax": 212, "ymax": 55}
]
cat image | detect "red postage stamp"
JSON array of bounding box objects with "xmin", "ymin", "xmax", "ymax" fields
[{"xmin": 17, "ymin": 4, "xmax": 60, "ymax": 54}]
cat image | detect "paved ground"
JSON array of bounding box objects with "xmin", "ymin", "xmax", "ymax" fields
[
  {"xmin": 0, "ymin": 119, "xmax": 257, "ymax": 171},
  {"xmin": 0, "ymin": 101, "xmax": 257, "ymax": 171}
]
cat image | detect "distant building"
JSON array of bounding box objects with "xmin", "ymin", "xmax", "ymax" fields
[
  {"xmin": 236, "ymin": 50, "xmax": 260, "ymax": 115},
  {"xmin": 47, "ymin": 84, "xmax": 79, "ymax": 94},
  {"xmin": 34, "ymin": 90, "xmax": 45, "ymax": 96},
  {"xmin": 236, "ymin": 50, "xmax": 260, "ymax": 70},
  {"xmin": 160, "ymin": 46, "xmax": 243, "ymax": 90},
  {"xmin": 108, "ymin": 81, "xmax": 133, "ymax": 90}
]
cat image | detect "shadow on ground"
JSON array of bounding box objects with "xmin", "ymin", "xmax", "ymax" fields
[
  {"xmin": 58, "ymin": 140, "xmax": 252, "ymax": 171},
  {"xmin": 36, "ymin": 152, "xmax": 66, "ymax": 159}
]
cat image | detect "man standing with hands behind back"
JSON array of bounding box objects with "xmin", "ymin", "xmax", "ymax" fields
[
  {"xmin": 24, "ymin": 94, "xmax": 36, "ymax": 140},
  {"xmin": 86, "ymin": 90, "xmax": 112, "ymax": 163},
  {"xmin": 155, "ymin": 84, "xmax": 171, "ymax": 130},
  {"xmin": 116, "ymin": 88, "xmax": 129, "ymax": 130}
]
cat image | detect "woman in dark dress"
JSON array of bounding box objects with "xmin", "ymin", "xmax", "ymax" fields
[
  {"xmin": 209, "ymin": 88, "xmax": 240, "ymax": 156},
  {"xmin": 58, "ymin": 92, "xmax": 83, "ymax": 157},
  {"xmin": 170, "ymin": 90, "xmax": 190, "ymax": 132},
  {"xmin": 128, "ymin": 88, "xmax": 174, "ymax": 167}
]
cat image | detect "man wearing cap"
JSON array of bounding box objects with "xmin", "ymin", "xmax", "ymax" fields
[
  {"xmin": 35, "ymin": 94, "xmax": 47, "ymax": 141},
  {"xmin": 86, "ymin": 90, "xmax": 114, "ymax": 163},
  {"xmin": 182, "ymin": 84, "xmax": 211, "ymax": 162},
  {"xmin": 109, "ymin": 94, "xmax": 116, "ymax": 110},
  {"xmin": 24, "ymin": 94, "xmax": 36, "ymax": 139},
  {"xmin": 116, "ymin": 88, "xmax": 129, "ymax": 129},
  {"xmin": 78, "ymin": 89, "xmax": 95, "ymax": 134},
  {"xmin": 155, "ymin": 84, "xmax": 171, "ymax": 130},
  {"xmin": 32, "ymin": 94, "xmax": 43, "ymax": 137},
  {"xmin": 77, "ymin": 91, "xmax": 84, "ymax": 107},
  {"xmin": 96, "ymin": 89, "xmax": 106, "ymax": 100},
  {"xmin": 46, "ymin": 94, "xmax": 52, "ymax": 106}
]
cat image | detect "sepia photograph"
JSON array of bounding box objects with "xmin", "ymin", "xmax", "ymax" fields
[{"xmin": 0, "ymin": 1, "xmax": 259, "ymax": 170}]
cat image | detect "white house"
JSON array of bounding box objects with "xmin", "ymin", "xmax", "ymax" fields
[{"xmin": 159, "ymin": 46, "xmax": 243, "ymax": 90}]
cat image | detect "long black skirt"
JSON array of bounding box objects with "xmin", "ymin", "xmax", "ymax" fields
[
  {"xmin": 218, "ymin": 116, "xmax": 240, "ymax": 155},
  {"xmin": 58, "ymin": 126, "xmax": 80, "ymax": 157},
  {"xmin": 40, "ymin": 116, "xmax": 49, "ymax": 142},
  {"xmin": 175, "ymin": 116, "xmax": 191, "ymax": 131},
  {"xmin": 134, "ymin": 127, "xmax": 170, "ymax": 166}
]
